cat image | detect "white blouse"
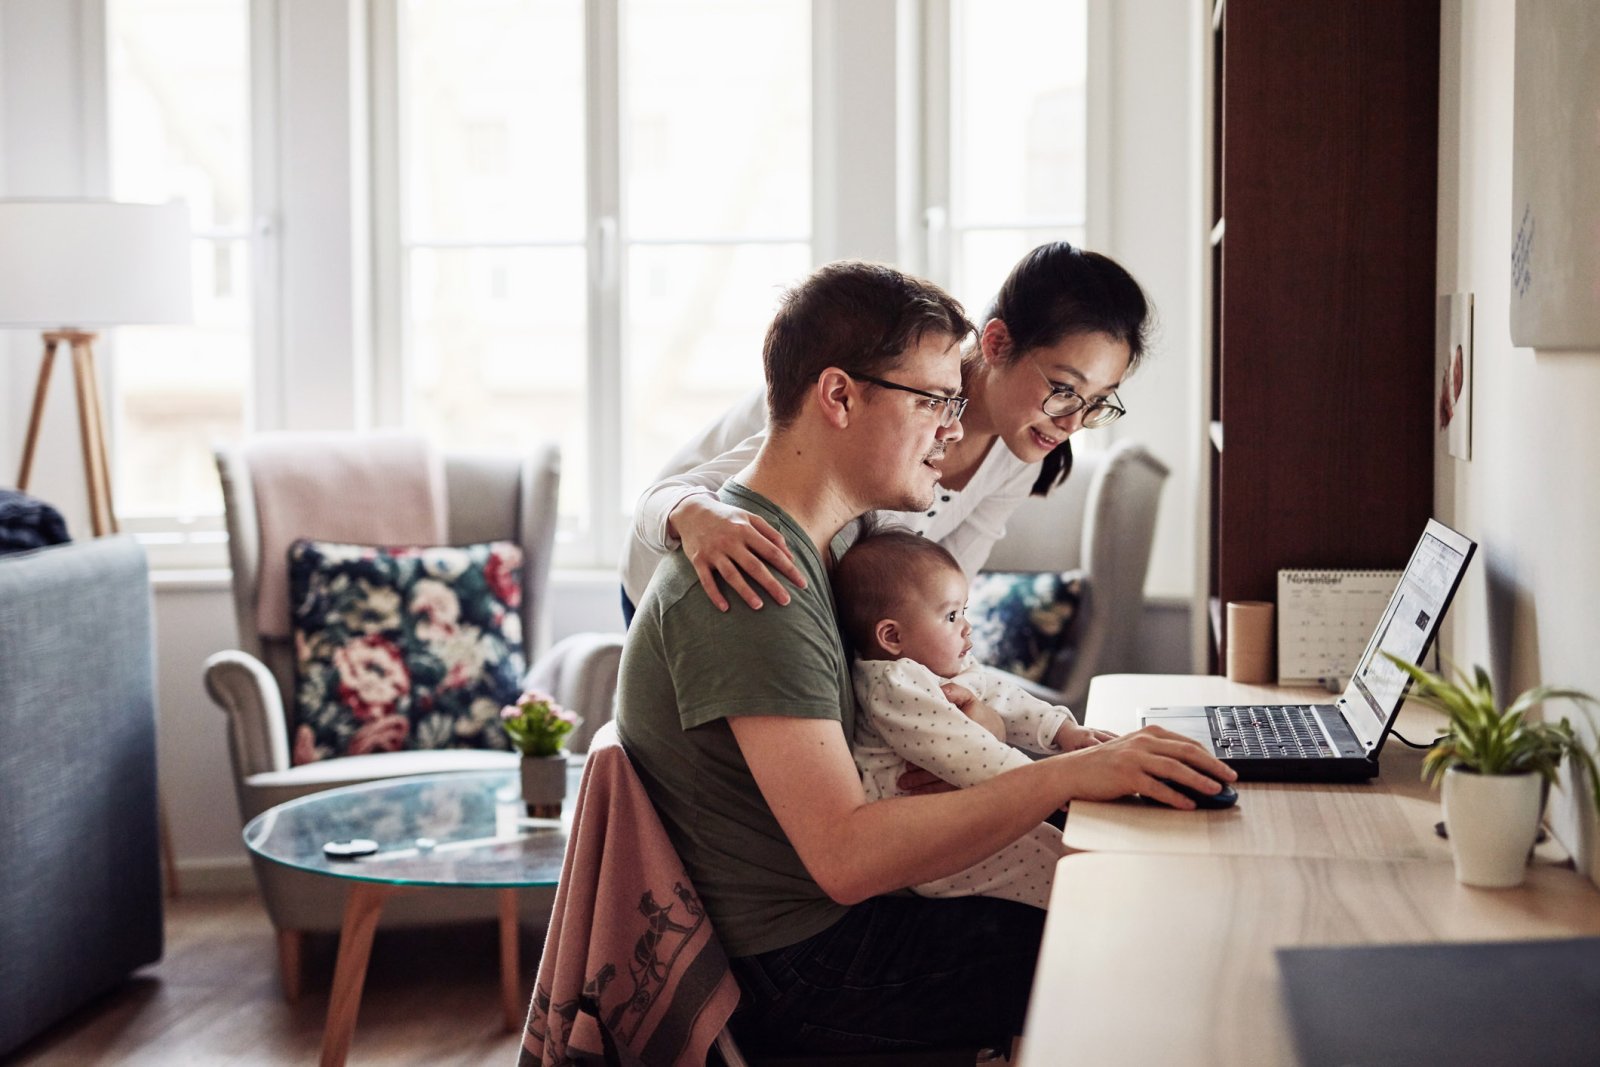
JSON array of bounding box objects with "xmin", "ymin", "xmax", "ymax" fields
[{"xmin": 620, "ymin": 387, "xmax": 1038, "ymax": 605}]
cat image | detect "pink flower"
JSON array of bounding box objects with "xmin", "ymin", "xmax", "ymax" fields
[
  {"xmin": 333, "ymin": 635, "xmax": 410, "ymax": 719},
  {"xmin": 349, "ymin": 714, "xmax": 410, "ymax": 755}
]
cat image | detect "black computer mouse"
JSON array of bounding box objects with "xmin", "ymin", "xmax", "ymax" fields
[{"xmin": 1141, "ymin": 777, "xmax": 1239, "ymax": 810}]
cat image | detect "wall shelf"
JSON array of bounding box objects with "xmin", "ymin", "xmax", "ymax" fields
[{"xmin": 1201, "ymin": 0, "xmax": 1438, "ymax": 671}]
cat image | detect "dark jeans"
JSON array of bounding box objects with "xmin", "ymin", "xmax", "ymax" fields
[
  {"xmin": 620, "ymin": 585, "xmax": 636, "ymax": 629},
  {"xmin": 727, "ymin": 895, "xmax": 1045, "ymax": 1055}
]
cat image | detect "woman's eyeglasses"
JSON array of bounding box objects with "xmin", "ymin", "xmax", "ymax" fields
[
  {"xmin": 848, "ymin": 373, "xmax": 968, "ymax": 428},
  {"xmin": 1032, "ymin": 362, "xmax": 1126, "ymax": 428}
]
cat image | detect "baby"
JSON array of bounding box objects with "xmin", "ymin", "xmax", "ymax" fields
[{"xmin": 832, "ymin": 528, "xmax": 1115, "ymax": 909}]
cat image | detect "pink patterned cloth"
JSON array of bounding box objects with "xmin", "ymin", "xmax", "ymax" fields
[
  {"xmin": 243, "ymin": 432, "xmax": 446, "ymax": 638},
  {"xmin": 522, "ymin": 722, "xmax": 739, "ymax": 1067}
]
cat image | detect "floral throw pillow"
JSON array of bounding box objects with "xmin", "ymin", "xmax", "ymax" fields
[
  {"xmin": 288, "ymin": 539, "xmax": 527, "ymax": 764},
  {"xmin": 967, "ymin": 570, "xmax": 1088, "ymax": 684}
]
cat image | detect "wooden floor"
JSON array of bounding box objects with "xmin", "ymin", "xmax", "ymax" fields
[{"xmin": 7, "ymin": 891, "xmax": 535, "ymax": 1066}]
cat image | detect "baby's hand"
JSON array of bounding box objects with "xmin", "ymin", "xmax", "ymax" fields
[
  {"xmin": 1054, "ymin": 720, "xmax": 1118, "ymax": 752},
  {"xmin": 942, "ymin": 682, "xmax": 1006, "ymax": 742}
]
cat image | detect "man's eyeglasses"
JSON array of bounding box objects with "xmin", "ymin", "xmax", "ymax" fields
[
  {"xmin": 849, "ymin": 373, "xmax": 968, "ymax": 428},
  {"xmin": 1032, "ymin": 361, "xmax": 1126, "ymax": 428}
]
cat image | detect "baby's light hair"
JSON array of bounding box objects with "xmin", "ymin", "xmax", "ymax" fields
[{"xmin": 833, "ymin": 526, "xmax": 963, "ymax": 660}]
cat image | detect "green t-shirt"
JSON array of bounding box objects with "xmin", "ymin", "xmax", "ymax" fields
[{"xmin": 615, "ymin": 481, "xmax": 855, "ymax": 957}]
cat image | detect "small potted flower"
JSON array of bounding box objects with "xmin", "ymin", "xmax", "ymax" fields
[
  {"xmin": 500, "ymin": 691, "xmax": 581, "ymax": 817},
  {"xmin": 1386, "ymin": 654, "xmax": 1599, "ymax": 888}
]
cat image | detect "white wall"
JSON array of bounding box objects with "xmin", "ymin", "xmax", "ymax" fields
[
  {"xmin": 0, "ymin": 0, "xmax": 105, "ymax": 539},
  {"xmin": 1095, "ymin": 0, "xmax": 1201, "ymax": 611},
  {"xmin": 1437, "ymin": 0, "xmax": 1600, "ymax": 883}
]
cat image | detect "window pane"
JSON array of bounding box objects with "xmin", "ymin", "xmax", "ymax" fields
[
  {"xmin": 951, "ymin": 0, "xmax": 1087, "ymax": 228},
  {"xmin": 955, "ymin": 226, "xmax": 1086, "ymax": 317},
  {"xmin": 409, "ymin": 247, "xmax": 589, "ymax": 520},
  {"xmin": 402, "ymin": 0, "xmax": 584, "ymax": 242},
  {"xmin": 623, "ymin": 243, "xmax": 808, "ymax": 505},
  {"xmin": 108, "ymin": 0, "xmax": 251, "ymax": 518},
  {"xmin": 624, "ymin": 0, "xmax": 809, "ymax": 239}
]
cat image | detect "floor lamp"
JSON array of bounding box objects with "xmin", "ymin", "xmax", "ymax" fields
[
  {"xmin": 0, "ymin": 200, "xmax": 192, "ymax": 534},
  {"xmin": 0, "ymin": 200, "xmax": 192, "ymax": 898}
]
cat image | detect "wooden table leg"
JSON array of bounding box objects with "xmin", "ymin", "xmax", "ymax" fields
[
  {"xmin": 499, "ymin": 888, "xmax": 523, "ymax": 1031},
  {"xmin": 321, "ymin": 883, "xmax": 391, "ymax": 1067},
  {"xmin": 277, "ymin": 928, "xmax": 304, "ymax": 1004}
]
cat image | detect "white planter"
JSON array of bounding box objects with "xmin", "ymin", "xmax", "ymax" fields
[{"xmin": 1441, "ymin": 767, "xmax": 1543, "ymax": 888}]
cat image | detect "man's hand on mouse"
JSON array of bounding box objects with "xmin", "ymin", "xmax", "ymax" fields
[{"xmin": 1056, "ymin": 725, "xmax": 1238, "ymax": 810}]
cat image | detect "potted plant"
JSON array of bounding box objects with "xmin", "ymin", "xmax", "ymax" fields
[
  {"xmin": 1386, "ymin": 654, "xmax": 1600, "ymax": 887},
  {"xmin": 501, "ymin": 690, "xmax": 581, "ymax": 818}
]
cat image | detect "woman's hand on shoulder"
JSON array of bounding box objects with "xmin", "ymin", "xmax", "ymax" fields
[
  {"xmin": 1054, "ymin": 725, "xmax": 1237, "ymax": 810},
  {"xmin": 669, "ymin": 493, "xmax": 807, "ymax": 612}
]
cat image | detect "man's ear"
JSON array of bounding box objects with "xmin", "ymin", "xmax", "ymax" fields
[
  {"xmin": 979, "ymin": 318, "xmax": 1013, "ymax": 367},
  {"xmin": 874, "ymin": 619, "xmax": 903, "ymax": 656},
  {"xmin": 816, "ymin": 367, "xmax": 855, "ymax": 428}
]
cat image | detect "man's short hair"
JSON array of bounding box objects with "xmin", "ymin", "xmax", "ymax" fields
[
  {"xmin": 833, "ymin": 526, "xmax": 963, "ymax": 659},
  {"xmin": 763, "ymin": 261, "xmax": 974, "ymax": 429}
]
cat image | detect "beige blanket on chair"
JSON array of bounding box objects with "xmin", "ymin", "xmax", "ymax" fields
[{"xmin": 245, "ymin": 432, "xmax": 447, "ymax": 638}]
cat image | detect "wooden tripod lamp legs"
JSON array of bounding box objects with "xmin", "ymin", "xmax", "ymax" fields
[{"xmin": 16, "ymin": 329, "xmax": 118, "ymax": 536}]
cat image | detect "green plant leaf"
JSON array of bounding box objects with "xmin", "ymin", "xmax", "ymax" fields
[{"xmin": 1385, "ymin": 654, "xmax": 1600, "ymax": 815}]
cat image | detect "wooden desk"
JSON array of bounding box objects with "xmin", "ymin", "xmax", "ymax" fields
[
  {"xmin": 1065, "ymin": 674, "xmax": 1569, "ymax": 866},
  {"xmin": 1020, "ymin": 852, "xmax": 1600, "ymax": 1067}
]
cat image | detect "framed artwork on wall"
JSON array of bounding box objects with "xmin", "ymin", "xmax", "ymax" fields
[{"xmin": 1510, "ymin": 0, "xmax": 1600, "ymax": 348}]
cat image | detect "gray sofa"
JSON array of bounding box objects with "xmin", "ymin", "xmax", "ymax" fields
[{"xmin": 0, "ymin": 536, "xmax": 162, "ymax": 1057}]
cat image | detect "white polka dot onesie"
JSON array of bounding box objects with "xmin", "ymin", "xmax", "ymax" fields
[{"xmin": 852, "ymin": 655, "xmax": 1073, "ymax": 910}]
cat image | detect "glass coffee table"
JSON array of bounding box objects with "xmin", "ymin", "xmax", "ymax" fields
[{"xmin": 243, "ymin": 767, "xmax": 578, "ymax": 1067}]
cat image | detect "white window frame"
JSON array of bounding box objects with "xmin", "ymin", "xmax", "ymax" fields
[
  {"xmin": 916, "ymin": 0, "xmax": 1106, "ymax": 303},
  {"xmin": 100, "ymin": 0, "xmax": 285, "ymax": 572},
  {"xmin": 103, "ymin": 0, "xmax": 1102, "ymax": 573},
  {"xmin": 371, "ymin": 0, "xmax": 814, "ymax": 570}
]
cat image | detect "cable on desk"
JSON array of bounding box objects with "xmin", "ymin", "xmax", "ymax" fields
[{"xmin": 1389, "ymin": 729, "xmax": 1440, "ymax": 750}]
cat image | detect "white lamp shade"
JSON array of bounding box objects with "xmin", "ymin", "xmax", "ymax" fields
[{"xmin": 0, "ymin": 200, "xmax": 193, "ymax": 327}]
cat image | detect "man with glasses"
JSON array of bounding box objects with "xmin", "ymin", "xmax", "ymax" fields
[{"xmin": 616, "ymin": 260, "xmax": 1228, "ymax": 1055}]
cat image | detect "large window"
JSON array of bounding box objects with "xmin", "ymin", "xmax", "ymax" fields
[
  {"xmin": 107, "ymin": 0, "xmax": 252, "ymax": 522},
  {"xmin": 95, "ymin": 1, "xmax": 1087, "ymax": 571},
  {"xmin": 391, "ymin": 0, "xmax": 809, "ymax": 563},
  {"xmin": 397, "ymin": 0, "xmax": 589, "ymax": 533},
  {"xmin": 936, "ymin": 0, "xmax": 1088, "ymax": 315}
]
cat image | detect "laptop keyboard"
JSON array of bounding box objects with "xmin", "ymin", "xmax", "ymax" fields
[{"xmin": 1207, "ymin": 705, "xmax": 1347, "ymax": 759}]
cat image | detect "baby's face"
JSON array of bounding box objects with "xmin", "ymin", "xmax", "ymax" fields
[{"xmin": 891, "ymin": 565, "xmax": 972, "ymax": 677}]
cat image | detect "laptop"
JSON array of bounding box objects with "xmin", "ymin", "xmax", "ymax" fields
[{"xmin": 1141, "ymin": 520, "xmax": 1477, "ymax": 782}]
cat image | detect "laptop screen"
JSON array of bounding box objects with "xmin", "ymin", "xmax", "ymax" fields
[{"xmin": 1344, "ymin": 521, "xmax": 1476, "ymax": 743}]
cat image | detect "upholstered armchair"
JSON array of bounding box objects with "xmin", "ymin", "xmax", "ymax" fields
[
  {"xmin": 202, "ymin": 439, "xmax": 559, "ymax": 998},
  {"xmin": 978, "ymin": 438, "xmax": 1170, "ymax": 712}
]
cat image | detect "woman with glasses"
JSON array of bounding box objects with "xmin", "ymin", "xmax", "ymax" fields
[{"xmin": 620, "ymin": 241, "xmax": 1151, "ymax": 623}]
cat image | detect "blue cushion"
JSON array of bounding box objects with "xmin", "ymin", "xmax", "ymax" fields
[
  {"xmin": 288, "ymin": 539, "xmax": 526, "ymax": 763},
  {"xmin": 967, "ymin": 570, "xmax": 1087, "ymax": 683}
]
